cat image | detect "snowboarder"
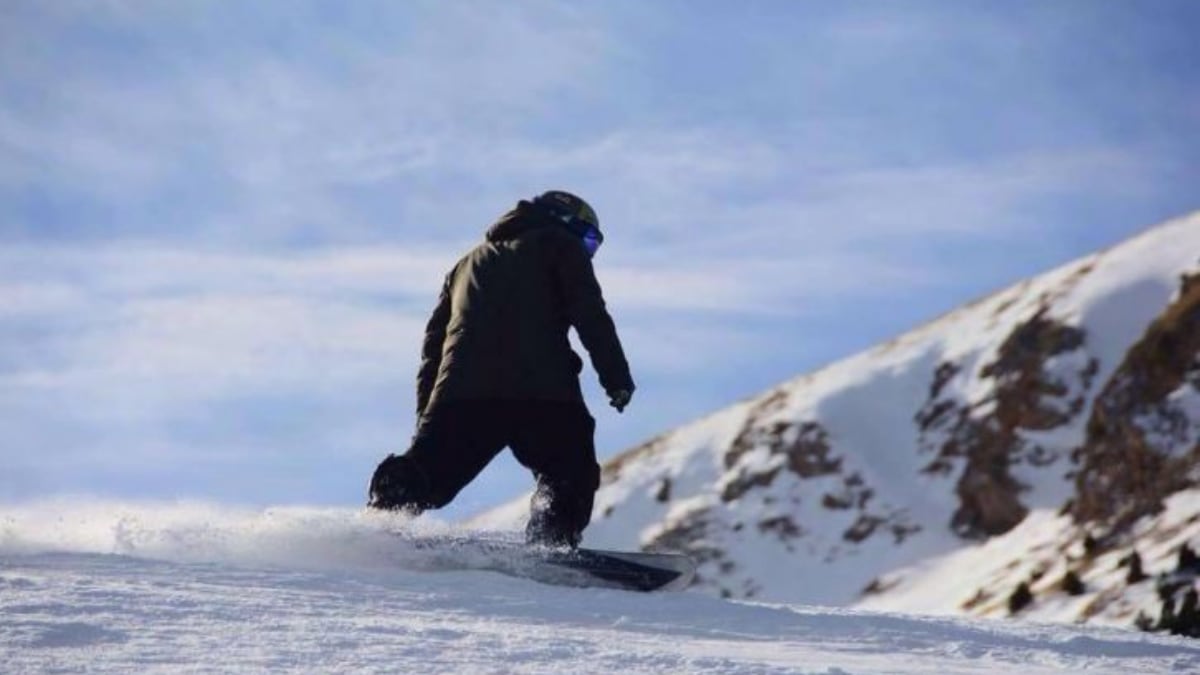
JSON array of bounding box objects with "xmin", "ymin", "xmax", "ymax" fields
[{"xmin": 368, "ymin": 191, "xmax": 635, "ymax": 549}]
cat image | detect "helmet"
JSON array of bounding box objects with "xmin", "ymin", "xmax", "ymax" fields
[
  {"xmin": 533, "ymin": 190, "xmax": 604, "ymax": 258},
  {"xmin": 534, "ymin": 190, "xmax": 599, "ymax": 230}
]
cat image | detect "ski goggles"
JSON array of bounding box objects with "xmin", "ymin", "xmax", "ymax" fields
[
  {"xmin": 560, "ymin": 215, "xmax": 604, "ymax": 259},
  {"xmin": 581, "ymin": 225, "xmax": 604, "ymax": 258}
]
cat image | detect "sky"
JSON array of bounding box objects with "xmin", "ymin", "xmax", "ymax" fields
[{"xmin": 2, "ymin": 0, "xmax": 1198, "ymax": 519}]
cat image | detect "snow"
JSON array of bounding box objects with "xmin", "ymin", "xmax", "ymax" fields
[
  {"xmin": 4, "ymin": 500, "xmax": 1200, "ymax": 674},
  {"xmin": 1138, "ymin": 379, "xmax": 1200, "ymax": 458},
  {"xmin": 857, "ymin": 488, "xmax": 1200, "ymax": 628}
]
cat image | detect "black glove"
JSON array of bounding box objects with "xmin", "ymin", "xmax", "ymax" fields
[{"xmin": 608, "ymin": 388, "xmax": 633, "ymax": 413}]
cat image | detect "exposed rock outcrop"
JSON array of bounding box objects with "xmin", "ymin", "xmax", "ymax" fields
[
  {"xmin": 720, "ymin": 391, "xmax": 919, "ymax": 550},
  {"xmin": 917, "ymin": 309, "xmax": 1096, "ymax": 538},
  {"xmin": 1073, "ymin": 274, "xmax": 1200, "ymax": 531}
]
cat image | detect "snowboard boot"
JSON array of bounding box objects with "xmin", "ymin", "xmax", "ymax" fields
[{"xmin": 524, "ymin": 480, "xmax": 587, "ymax": 549}]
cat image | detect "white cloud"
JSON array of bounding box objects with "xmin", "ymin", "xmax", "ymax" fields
[
  {"xmin": 0, "ymin": 244, "xmax": 453, "ymax": 301},
  {"xmin": 0, "ymin": 1, "xmax": 1165, "ymax": 261},
  {"xmin": 0, "ymin": 282, "xmax": 86, "ymax": 316},
  {"xmin": 0, "ymin": 1, "xmax": 620, "ymax": 241},
  {"xmin": 0, "ymin": 245, "xmax": 447, "ymax": 390}
]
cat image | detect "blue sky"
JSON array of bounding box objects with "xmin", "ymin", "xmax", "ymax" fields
[{"xmin": 2, "ymin": 1, "xmax": 1198, "ymax": 519}]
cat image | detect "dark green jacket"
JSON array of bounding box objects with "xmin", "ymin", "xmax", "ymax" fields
[{"xmin": 417, "ymin": 201, "xmax": 634, "ymax": 414}]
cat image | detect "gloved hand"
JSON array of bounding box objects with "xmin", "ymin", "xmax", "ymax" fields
[{"xmin": 608, "ymin": 388, "xmax": 633, "ymax": 413}]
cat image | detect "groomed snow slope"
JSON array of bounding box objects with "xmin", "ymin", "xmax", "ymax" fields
[{"xmin": 3, "ymin": 501, "xmax": 1200, "ymax": 674}]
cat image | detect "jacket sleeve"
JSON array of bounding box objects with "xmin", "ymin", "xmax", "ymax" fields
[
  {"xmin": 554, "ymin": 240, "xmax": 635, "ymax": 395},
  {"xmin": 416, "ymin": 272, "xmax": 453, "ymax": 415}
]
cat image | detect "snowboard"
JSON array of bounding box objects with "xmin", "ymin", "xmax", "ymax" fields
[
  {"xmin": 511, "ymin": 546, "xmax": 697, "ymax": 592},
  {"xmin": 405, "ymin": 535, "xmax": 696, "ymax": 592}
]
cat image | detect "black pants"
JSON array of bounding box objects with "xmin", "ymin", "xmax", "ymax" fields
[{"xmin": 368, "ymin": 399, "xmax": 601, "ymax": 548}]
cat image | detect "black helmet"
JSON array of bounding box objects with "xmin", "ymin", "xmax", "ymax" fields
[
  {"xmin": 534, "ymin": 190, "xmax": 599, "ymax": 229},
  {"xmin": 533, "ymin": 190, "xmax": 604, "ymax": 257}
]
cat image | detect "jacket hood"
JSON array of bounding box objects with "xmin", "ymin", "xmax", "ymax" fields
[{"xmin": 485, "ymin": 200, "xmax": 557, "ymax": 243}]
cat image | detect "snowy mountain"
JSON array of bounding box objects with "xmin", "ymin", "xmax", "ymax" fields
[{"xmin": 479, "ymin": 210, "xmax": 1200, "ymax": 634}]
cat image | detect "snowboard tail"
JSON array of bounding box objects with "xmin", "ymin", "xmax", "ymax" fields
[{"xmin": 525, "ymin": 547, "xmax": 696, "ymax": 592}]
